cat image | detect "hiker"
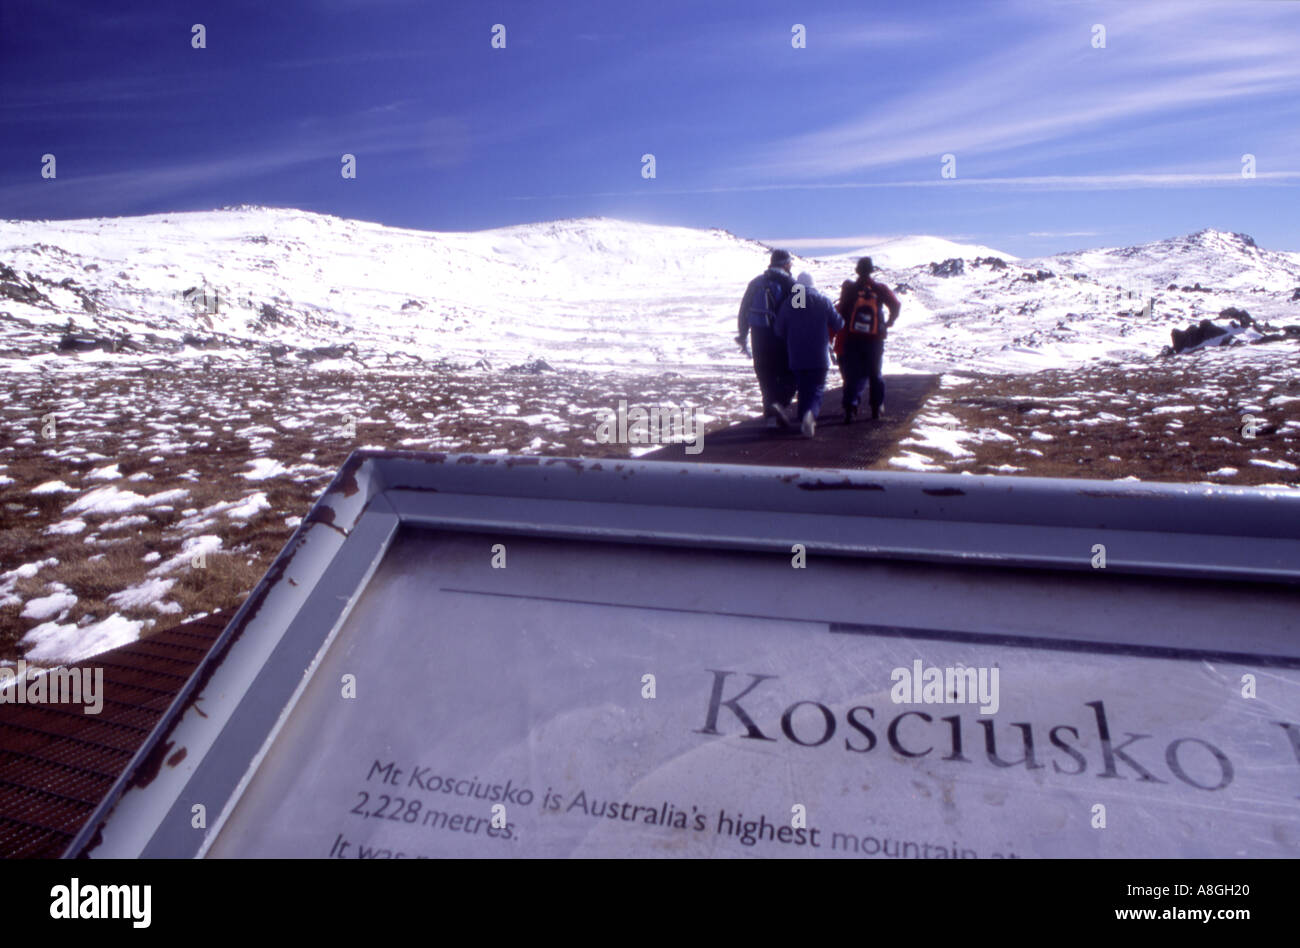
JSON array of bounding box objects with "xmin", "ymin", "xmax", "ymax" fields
[
  {"xmin": 834, "ymin": 256, "xmax": 900, "ymax": 423},
  {"xmin": 736, "ymin": 249, "xmax": 798, "ymax": 428},
  {"xmin": 774, "ymin": 271, "xmax": 844, "ymax": 438}
]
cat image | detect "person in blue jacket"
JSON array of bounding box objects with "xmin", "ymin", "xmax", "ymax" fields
[
  {"xmin": 774, "ymin": 271, "xmax": 844, "ymax": 438},
  {"xmin": 736, "ymin": 249, "xmax": 798, "ymax": 428}
]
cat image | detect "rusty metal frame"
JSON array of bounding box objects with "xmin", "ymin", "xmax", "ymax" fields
[{"xmin": 67, "ymin": 450, "xmax": 1300, "ymax": 857}]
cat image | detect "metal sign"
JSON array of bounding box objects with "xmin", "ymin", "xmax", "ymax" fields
[{"xmin": 71, "ymin": 452, "xmax": 1300, "ymax": 858}]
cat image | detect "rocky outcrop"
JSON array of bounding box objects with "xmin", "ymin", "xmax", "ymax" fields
[
  {"xmin": 298, "ymin": 343, "xmax": 358, "ymax": 363},
  {"xmin": 1170, "ymin": 320, "xmax": 1230, "ymax": 353},
  {"xmin": 0, "ymin": 264, "xmax": 50, "ymax": 305},
  {"xmin": 929, "ymin": 258, "xmax": 964, "ymax": 277},
  {"xmin": 505, "ymin": 358, "xmax": 554, "ymax": 374}
]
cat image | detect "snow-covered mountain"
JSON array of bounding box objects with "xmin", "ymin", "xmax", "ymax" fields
[
  {"xmin": 2, "ymin": 208, "xmax": 1299, "ymax": 376},
  {"xmin": 836, "ymin": 234, "xmax": 1016, "ymax": 269}
]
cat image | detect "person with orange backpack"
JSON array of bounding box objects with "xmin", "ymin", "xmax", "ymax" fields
[{"xmin": 833, "ymin": 256, "xmax": 900, "ymax": 423}]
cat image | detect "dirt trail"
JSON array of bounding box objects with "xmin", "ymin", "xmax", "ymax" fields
[{"xmin": 641, "ymin": 374, "xmax": 942, "ymax": 469}]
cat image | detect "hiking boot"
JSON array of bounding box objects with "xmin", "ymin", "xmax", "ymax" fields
[
  {"xmin": 769, "ymin": 402, "xmax": 794, "ymax": 429},
  {"xmin": 871, "ymin": 406, "xmax": 881, "ymax": 420},
  {"xmin": 801, "ymin": 410, "xmax": 816, "ymax": 438},
  {"xmin": 844, "ymin": 406, "xmax": 856, "ymax": 424},
  {"xmin": 766, "ymin": 415, "xmax": 779, "ymax": 430}
]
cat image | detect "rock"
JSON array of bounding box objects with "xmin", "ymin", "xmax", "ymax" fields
[
  {"xmin": 506, "ymin": 358, "xmax": 554, "ymax": 374},
  {"xmin": 0, "ymin": 266, "xmax": 50, "ymax": 305},
  {"xmin": 299, "ymin": 343, "xmax": 358, "ymax": 362},
  {"xmin": 1024, "ymin": 268, "xmax": 1055, "ymax": 283},
  {"xmin": 400, "ymin": 299, "xmax": 425, "ymax": 311},
  {"xmin": 58, "ymin": 333, "xmax": 115, "ymax": 353},
  {"xmin": 182, "ymin": 333, "xmax": 222, "ymax": 349},
  {"xmin": 1170, "ymin": 319, "xmax": 1230, "ymax": 354},
  {"xmin": 1168, "ymin": 283, "xmax": 1178, "ymax": 291},
  {"xmin": 929, "ymin": 258, "xmax": 964, "ymax": 277},
  {"xmin": 1291, "ymin": 287, "xmax": 1300, "ymax": 301},
  {"xmin": 258, "ymin": 302, "xmax": 286, "ymax": 324},
  {"xmin": 1219, "ymin": 307, "xmax": 1252, "ymax": 327}
]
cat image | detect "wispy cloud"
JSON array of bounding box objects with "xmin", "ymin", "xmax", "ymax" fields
[
  {"xmin": 743, "ymin": 2, "xmax": 1300, "ymax": 183},
  {"xmin": 513, "ymin": 170, "xmax": 1300, "ymax": 201}
]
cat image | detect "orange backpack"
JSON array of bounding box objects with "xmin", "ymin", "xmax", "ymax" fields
[
  {"xmin": 846, "ymin": 283, "xmax": 883, "ymax": 336},
  {"xmin": 833, "ymin": 279, "xmax": 883, "ymax": 356}
]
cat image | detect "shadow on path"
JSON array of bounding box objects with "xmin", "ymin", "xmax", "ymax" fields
[{"xmin": 642, "ymin": 373, "xmax": 942, "ymax": 469}]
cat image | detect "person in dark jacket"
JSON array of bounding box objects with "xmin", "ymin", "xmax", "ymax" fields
[
  {"xmin": 834, "ymin": 256, "xmax": 901, "ymax": 423},
  {"xmin": 774, "ymin": 271, "xmax": 844, "ymax": 438},
  {"xmin": 737, "ymin": 249, "xmax": 798, "ymax": 428}
]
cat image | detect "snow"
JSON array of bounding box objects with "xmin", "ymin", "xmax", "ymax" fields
[
  {"xmin": 64, "ymin": 485, "xmax": 189, "ymax": 515},
  {"xmin": 21, "ymin": 613, "xmax": 144, "ymax": 664},
  {"xmin": 149, "ymin": 534, "xmax": 223, "ymax": 575},
  {"xmin": 242, "ymin": 457, "xmax": 289, "ymax": 480},
  {"xmin": 100, "ymin": 514, "xmax": 151, "ymax": 531},
  {"xmin": 107, "ymin": 577, "xmax": 177, "ymax": 610},
  {"xmin": 86, "ymin": 463, "xmax": 122, "ymax": 480},
  {"xmin": 20, "ymin": 591, "xmax": 77, "ymax": 621},
  {"xmin": 32, "ymin": 480, "xmax": 76, "ymax": 494},
  {"xmin": 227, "ymin": 492, "xmax": 271, "ymax": 519},
  {"xmin": 838, "ymin": 235, "xmax": 1015, "ymax": 269},
  {"xmin": 44, "ymin": 518, "xmax": 87, "ymax": 535},
  {"xmin": 1249, "ymin": 458, "xmax": 1298, "ymax": 471}
]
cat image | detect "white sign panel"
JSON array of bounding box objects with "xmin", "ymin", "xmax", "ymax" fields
[{"xmin": 206, "ymin": 529, "xmax": 1300, "ymax": 859}]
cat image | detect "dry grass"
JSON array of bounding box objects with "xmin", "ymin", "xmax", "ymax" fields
[
  {"xmin": 2, "ymin": 347, "xmax": 1296, "ymax": 661},
  {"xmin": 0, "ymin": 360, "xmax": 754, "ymax": 659},
  {"xmin": 880, "ymin": 348, "xmax": 1300, "ymax": 484}
]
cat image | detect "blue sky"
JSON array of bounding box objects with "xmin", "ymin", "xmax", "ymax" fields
[{"xmin": 2, "ymin": 0, "xmax": 1298, "ymax": 257}]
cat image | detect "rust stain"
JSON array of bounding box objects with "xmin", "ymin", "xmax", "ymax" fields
[
  {"xmin": 130, "ymin": 739, "xmax": 174, "ymax": 789},
  {"xmin": 797, "ymin": 480, "xmax": 886, "ymax": 492},
  {"xmin": 166, "ymin": 747, "xmax": 187, "ymax": 767},
  {"xmin": 923, "ymin": 487, "xmax": 965, "ymax": 497},
  {"xmin": 304, "ymin": 503, "xmax": 347, "ymax": 538}
]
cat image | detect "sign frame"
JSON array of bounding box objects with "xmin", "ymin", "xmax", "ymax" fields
[{"xmin": 68, "ymin": 450, "xmax": 1300, "ymax": 858}]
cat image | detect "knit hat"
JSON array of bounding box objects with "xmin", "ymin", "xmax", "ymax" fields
[
  {"xmin": 795, "ymin": 271, "xmax": 814, "ymax": 288},
  {"xmin": 770, "ymin": 249, "xmax": 793, "ymax": 268}
]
